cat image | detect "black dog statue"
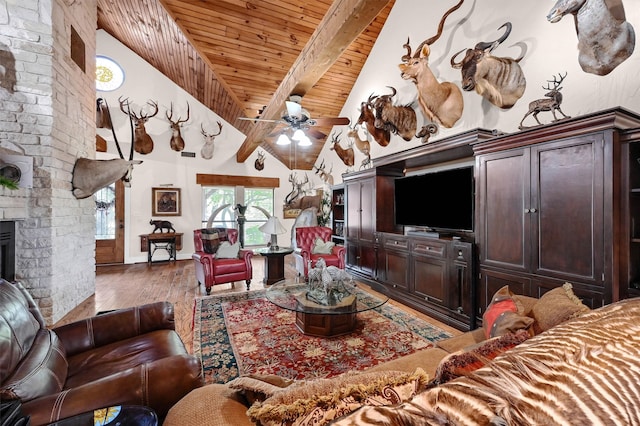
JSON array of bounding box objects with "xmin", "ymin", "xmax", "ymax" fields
[{"xmin": 150, "ymin": 219, "xmax": 176, "ymax": 233}]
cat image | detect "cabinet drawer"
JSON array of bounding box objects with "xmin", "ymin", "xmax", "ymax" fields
[
  {"xmin": 383, "ymin": 236, "xmax": 409, "ymax": 251},
  {"xmin": 411, "ymin": 239, "xmax": 447, "ymax": 258}
]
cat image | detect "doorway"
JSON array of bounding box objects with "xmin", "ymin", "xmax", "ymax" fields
[{"xmin": 95, "ymin": 179, "xmax": 125, "ymax": 264}]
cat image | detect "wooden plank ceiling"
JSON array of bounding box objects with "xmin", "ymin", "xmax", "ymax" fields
[{"xmin": 96, "ymin": 0, "xmax": 395, "ymax": 170}]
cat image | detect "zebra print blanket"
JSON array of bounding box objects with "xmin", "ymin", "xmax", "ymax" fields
[{"xmin": 334, "ymin": 298, "xmax": 640, "ymax": 425}]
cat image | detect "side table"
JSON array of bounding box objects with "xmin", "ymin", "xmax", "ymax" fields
[
  {"xmin": 46, "ymin": 405, "xmax": 158, "ymax": 426},
  {"xmin": 254, "ymin": 247, "xmax": 294, "ymax": 285},
  {"xmin": 140, "ymin": 233, "xmax": 183, "ymax": 263}
]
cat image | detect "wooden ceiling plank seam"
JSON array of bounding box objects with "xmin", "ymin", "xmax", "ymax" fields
[
  {"xmin": 236, "ymin": 0, "xmax": 392, "ymax": 162},
  {"xmin": 157, "ymin": 0, "xmax": 252, "ymax": 123}
]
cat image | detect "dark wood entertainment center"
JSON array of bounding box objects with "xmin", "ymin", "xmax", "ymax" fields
[{"xmin": 336, "ymin": 108, "xmax": 640, "ymax": 331}]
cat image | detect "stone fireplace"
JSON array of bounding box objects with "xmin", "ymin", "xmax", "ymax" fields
[
  {"xmin": 0, "ymin": 221, "xmax": 16, "ymax": 281},
  {"xmin": 0, "ymin": 0, "xmax": 98, "ymax": 325}
]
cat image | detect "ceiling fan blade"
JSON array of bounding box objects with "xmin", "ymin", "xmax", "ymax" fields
[
  {"xmin": 285, "ymin": 101, "xmax": 303, "ymax": 119},
  {"xmin": 307, "ymin": 128, "xmax": 327, "ymax": 139},
  {"xmin": 238, "ymin": 117, "xmax": 282, "ymax": 123},
  {"xmin": 312, "ymin": 117, "xmax": 351, "ymax": 126}
]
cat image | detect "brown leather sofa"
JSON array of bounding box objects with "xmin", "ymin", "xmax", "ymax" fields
[{"xmin": 0, "ymin": 279, "xmax": 204, "ymax": 425}]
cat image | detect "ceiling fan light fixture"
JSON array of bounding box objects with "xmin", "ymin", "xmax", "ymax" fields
[
  {"xmin": 276, "ymin": 133, "xmax": 291, "ymax": 145},
  {"xmin": 291, "ymin": 129, "xmax": 306, "ymax": 141},
  {"xmin": 297, "ymin": 134, "xmax": 312, "ymax": 146}
]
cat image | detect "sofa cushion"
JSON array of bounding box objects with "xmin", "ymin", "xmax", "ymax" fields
[
  {"xmin": 215, "ymin": 241, "xmax": 240, "ymax": 259},
  {"xmin": 227, "ymin": 373, "xmax": 295, "ymax": 404},
  {"xmin": 200, "ymin": 228, "xmax": 228, "ymax": 254},
  {"xmin": 0, "ymin": 280, "xmax": 67, "ymax": 402},
  {"xmin": 531, "ymin": 282, "xmax": 591, "ymax": 333},
  {"xmin": 482, "ymin": 286, "xmax": 533, "ymax": 339},
  {"xmin": 247, "ymin": 368, "xmax": 430, "ymax": 426},
  {"xmin": 311, "ymin": 238, "xmax": 335, "ymax": 254}
]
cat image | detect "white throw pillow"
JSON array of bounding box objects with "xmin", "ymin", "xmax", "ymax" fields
[
  {"xmin": 215, "ymin": 241, "xmax": 240, "ymax": 259},
  {"xmin": 312, "ymin": 237, "xmax": 335, "ymax": 254}
]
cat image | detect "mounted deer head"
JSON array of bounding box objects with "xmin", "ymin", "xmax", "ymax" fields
[
  {"xmin": 200, "ymin": 121, "xmax": 222, "ymax": 160},
  {"xmin": 166, "ymin": 101, "xmax": 190, "ymax": 152},
  {"xmin": 398, "ymin": 0, "xmax": 464, "ymax": 129},
  {"xmin": 118, "ymin": 96, "xmax": 158, "ymax": 155},
  {"xmin": 73, "ymin": 98, "xmax": 142, "ymax": 199},
  {"xmin": 254, "ymin": 150, "xmax": 266, "ymax": 171}
]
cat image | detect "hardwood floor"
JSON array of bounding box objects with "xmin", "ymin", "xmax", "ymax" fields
[{"xmin": 53, "ymin": 255, "xmax": 460, "ymax": 353}]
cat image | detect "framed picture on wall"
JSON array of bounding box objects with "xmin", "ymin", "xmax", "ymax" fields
[{"xmin": 152, "ymin": 187, "xmax": 181, "ymax": 216}]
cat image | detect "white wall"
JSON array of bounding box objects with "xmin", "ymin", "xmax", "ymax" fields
[
  {"xmin": 320, "ymin": 0, "xmax": 640, "ymax": 179},
  {"xmin": 99, "ymin": 0, "xmax": 640, "ymax": 263},
  {"xmin": 97, "ymin": 30, "xmax": 327, "ymax": 263}
]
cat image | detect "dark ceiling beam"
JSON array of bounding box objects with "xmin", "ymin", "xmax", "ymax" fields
[{"xmin": 235, "ymin": 0, "xmax": 392, "ymax": 163}]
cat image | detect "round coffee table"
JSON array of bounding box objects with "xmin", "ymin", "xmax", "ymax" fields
[{"xmin": 265, "ymin": 279, "xmax": 388, "ymax": 337}]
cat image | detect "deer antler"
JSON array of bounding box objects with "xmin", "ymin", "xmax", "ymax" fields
[
  {"xmin": 166, "ymin": 102, "xmax": 190, "ymax": 125},
  {"xmin": 543, "ymin": 72, "xmax": 567, "ymax": 90}
]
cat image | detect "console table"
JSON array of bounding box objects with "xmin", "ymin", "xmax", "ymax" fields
[{"xmin": 140, "ymin": 233, "xmax": 183, "ymax": 263}]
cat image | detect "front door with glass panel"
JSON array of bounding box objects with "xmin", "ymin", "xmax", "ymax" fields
[{"xmin": 95, "ymin": 180, "xmax": 125, "ymax": 264}]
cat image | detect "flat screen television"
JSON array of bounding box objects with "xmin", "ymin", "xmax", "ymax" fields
[{"xmin": 394, "ymin": 166, "xmax": 474, "ymax": 231}]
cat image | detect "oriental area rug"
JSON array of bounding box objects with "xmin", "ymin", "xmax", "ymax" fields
[{"xmin": 193, "ymin": 288, "xmax": 453, "ymax": 384}]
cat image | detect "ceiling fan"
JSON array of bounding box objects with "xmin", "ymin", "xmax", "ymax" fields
[{"xmin": 239, "ymin": 95, "xmax": 350, "ymax": 145}]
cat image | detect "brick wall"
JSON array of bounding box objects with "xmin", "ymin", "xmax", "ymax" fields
[{"xmin": 0, "ymin": 0, "xmax": 98, "ymax": 325}]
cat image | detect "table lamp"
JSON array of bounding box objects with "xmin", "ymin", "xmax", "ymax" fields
[{"xmin": 259, "ymin": 216, "xmax": 286, "ymax": 250}]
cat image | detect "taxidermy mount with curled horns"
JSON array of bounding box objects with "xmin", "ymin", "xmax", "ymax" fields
[
  {"xmin": 398, "ymin": 0, "xmax": 465, "ymax": 131},
  {"xmin": 450, "ymin": 22, "xmax": 527, "ymax": 109}
]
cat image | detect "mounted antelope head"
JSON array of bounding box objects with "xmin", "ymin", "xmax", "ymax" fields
[
  {"xmin": 398, "ymin": 0, "xmax": 464, "ymax": 130},
  {"xmin": 118, "ymin": 96, "xmax": 158, "ymax": 155},
  {"xmin": 547, "ymin": 0, "xmax": 635, "ymax": 76},
  {"xmin": 450, "ymin": 22, "xmax": 526, "ymax": 109},
  {"xmin": 356, "ymin": 94, "xmax": 390, "ymax": 147},
  {"xmin": 254, "ymin": 150, "xmax": 266, "ymax": 171},
  {"xmin": 312, "ymin": 159, "xmax": 334, "ymax": 186},
  {"xmin": 329, "ymin": 131, "xmax": 354, "ymax": 168},
  {"xmin": 73, "ymin": 98, "xmax": 142, "ymax": 199},
  {"xmin": 166, "ymin": 102, "xmax": 190, "ymax": 151},
  {"xmin": 96, "ymin": 98, "xmax": 112, "ymax": 129},
  {"xmin": 200, "ymin": 121, "xmax": 222, "ymax": 160}
]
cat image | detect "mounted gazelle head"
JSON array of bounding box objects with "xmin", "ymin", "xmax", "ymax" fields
[
  {"xmin": 118, "ymin": 96, "xmax": 158, "ymax": 155},
  {"xmin": 166, "ymin": 101, "xmax": 190, "ymax": 152},
  {"xmin": 72, "ymin": 98, "xmax": 142, "ymax": 199},
  {"xmin": 200, "ymin": 121, "xmax": 223, "ymax": 160},
  {"xmin": 329, "ymin": 131, "xmax": 354, "ymax": 167}
]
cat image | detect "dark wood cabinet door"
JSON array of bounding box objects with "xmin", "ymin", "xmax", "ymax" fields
[
  {"xmin": 382, "ymin": 248, "xmax": 410, "ymax": 291},
  {"xmin": 345, "ymin": 181, "xmax": 361, "ymax": 240},
  {"xmin": 412, "ymin": 255, "xmax": 448, "ymax": 305},
  {"xmin": 477, "ymin": 149, "xmax": 530, "ymax": 271},
  {"xmin": 530, "ymin": 135, "xmax": 604, "ymax": 286},
  {"xmin": 359, "ymin": 178, "xmax": 375, "ymax": 242}
]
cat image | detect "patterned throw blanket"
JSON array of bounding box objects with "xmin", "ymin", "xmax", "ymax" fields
[{"xmin": 335, "ymin": 298, "xmax": 640, "ymax": 425}]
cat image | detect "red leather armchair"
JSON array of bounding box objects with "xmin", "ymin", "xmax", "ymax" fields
[
  {"xmin": 192, "ymin": 228, "xmax": 253, "ymax": 295},
  {"xmin": 0, "ymin": 279, "xmax": 203, "ymax": 426},
  {"xmin": 293, "ymin": 226, "xmax": 346, "ymax": 278}
]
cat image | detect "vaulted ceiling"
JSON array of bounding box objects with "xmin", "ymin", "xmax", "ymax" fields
[{"xmin": 96, "ymin": 0, "xmax": 395, "ymax": 170}]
